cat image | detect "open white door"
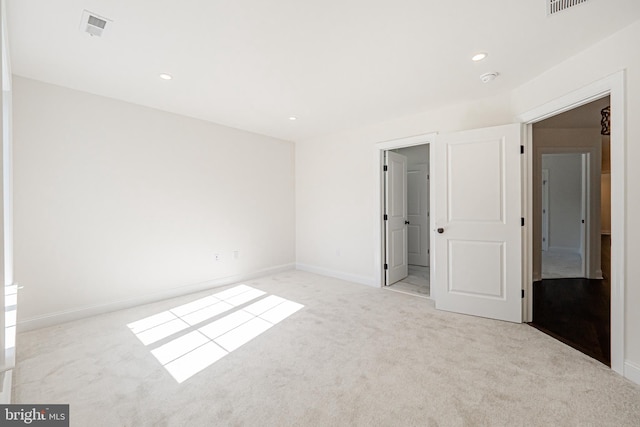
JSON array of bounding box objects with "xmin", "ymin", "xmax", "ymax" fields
[
  {"xmin": 407, "ymin": 163, "xmax": 430, "ymax": 266},
  {"xmin": 433, "ymin": 124, "xmax": 522, "ymax": 322},
  {"xmin": 580, "ymin": 153, "xmax": 588, "ymax": 277},
  {"xmin": 385, "ymin": 151, "xmax": 408, "ymax": 285},
  {"xmin": 541, "ymin": 169, "xmax": 549, "ymax": 252}
]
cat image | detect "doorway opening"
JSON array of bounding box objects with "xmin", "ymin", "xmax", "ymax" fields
[
  {"xmin": 383, "ymin": 144, "xmax": 431, "ymax": 298},
  {"xmin": 540, "ymin": 153, "xmax": 588, "ymax": 279},
  {"xmin": 529, "ymin": 96, "xmax": 611, "ymax": 366}
]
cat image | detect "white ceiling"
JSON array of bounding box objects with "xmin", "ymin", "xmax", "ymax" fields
[{"xmin": 6, "ymin": 1, "xmax": 640, "ymax": 141}]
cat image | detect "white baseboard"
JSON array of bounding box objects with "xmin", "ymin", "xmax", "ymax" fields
[
  {"xmin": 625, "ymin": 360, "xmax": 640, "ymax": 385},
  {"xmin": 295, "ymin": 263, "xmax": 377, "ymax": 287},
  {"xmin": 18, "ymin": 263, "xmax": 295, "ymax": 332}
]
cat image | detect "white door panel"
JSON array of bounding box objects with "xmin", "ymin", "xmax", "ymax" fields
[
  {"xmin": 385, "ymin": 152, "xmax": 408, "ymax": 285},
  {"xmin": 407, "ymin": 224, "xmax": 421, "ymax": 255},
  {"xmin": 407, "ymin": 164, "xmax": 429, "ymax": 266},
  {"xmin": 434, "ymin": 124, "xmax": 522, "ymax": 323},
  {"xmin": 448, "ymin": 240, "xmax": 504, "ymax": 297}
]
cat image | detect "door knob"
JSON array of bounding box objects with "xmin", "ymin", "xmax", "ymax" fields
[
  {"xmin": 405, "ymin": 221, "xmax": 410, "ymax": 225},
  {"xmin": 437, "ymin": 228, "xmax": 444, "ymax": 234}
]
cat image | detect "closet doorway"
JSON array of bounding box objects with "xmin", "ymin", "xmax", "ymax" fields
[{"xmin": 384, "ymin": 144, "xmax": 431, "ymax": 298}]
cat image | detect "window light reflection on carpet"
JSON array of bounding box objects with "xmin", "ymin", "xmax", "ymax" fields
[{"xmin": 127, "ymin": 285, "xmax": 303, "ymax": 383}]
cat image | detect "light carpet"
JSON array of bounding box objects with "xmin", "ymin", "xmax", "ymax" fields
[{"xmin": 13, "ymin": 271, "xmax": 640, "ymax": 426}]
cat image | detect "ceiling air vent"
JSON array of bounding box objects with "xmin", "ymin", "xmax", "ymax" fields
[
  {"xmin": 79, "ymin": 10, "xmax": 112, "ymax": 37},
  {"xmin": 547, "ymin": 0, "xmax": 589, "ymax": 16}
]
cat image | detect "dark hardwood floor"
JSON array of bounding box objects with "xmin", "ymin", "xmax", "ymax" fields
[{"xmin": 530, "ymin": 277, "xmax": 610, "ymax": 366}]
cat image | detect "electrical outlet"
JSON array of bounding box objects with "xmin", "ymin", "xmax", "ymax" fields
[
  {"xmin": 214, "ymin": 253, "xmax": 221, "ymax": 262},
  {"xmin": 233, "ymin": 250, "xmax": 239, "ymax": 259}
]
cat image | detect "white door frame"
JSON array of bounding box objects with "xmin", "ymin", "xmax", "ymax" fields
[
  {"xmin": 373, "ymin": 133, "xmax": 436, "ymax": 289},
  {"xmin": 518, "ymin": 71, "xmax": 625, "ymax": 375}
]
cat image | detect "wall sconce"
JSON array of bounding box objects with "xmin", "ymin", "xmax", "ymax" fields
[{"xmin": 601, "ymin": 106, "xmax": 610, "ymax": 136}]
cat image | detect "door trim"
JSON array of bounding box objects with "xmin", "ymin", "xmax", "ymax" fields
[
  {"xmin": 373, "ymin": 133, "xmax": 436, "ymax": 288},
  {"xmin": 518, "ymin": 70, "xmax": 625, "ymax": 375}
]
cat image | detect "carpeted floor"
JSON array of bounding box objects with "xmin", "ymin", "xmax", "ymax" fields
[{"xmin": 13, "ymin": 271, "xmax": 640, "ymax": 426}]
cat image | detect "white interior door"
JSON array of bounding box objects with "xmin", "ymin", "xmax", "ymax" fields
[
  {"xmin": 385, "ymin": 151, "xmax": 408, "ymax": 285},
  {"xmin": 407, "ymin": 163, "xmax": 429, "ymax": 266},
  {"xmin": 580, "ymin": 153, "xmax": 588, "ymax": 277},
  {"xmin": 541, "ymin": 169, "xmax": 549, "ymax": 251},
  {"xmin": 433, "ymin": 124, "xmax": 522, "ymax": 323}
]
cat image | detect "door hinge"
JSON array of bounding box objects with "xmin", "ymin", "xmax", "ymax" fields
[
  {"xmin": 384, "ymin": 263, "xmax": 388, "ymax": 270},
  {"xmin": 521, "ymin": 217, "xmax": 525, "ymax": 226},
  {"xmin": 383, "ymin": 165, "xmax": 388, "ymax": 172},
  {"xmin": 521, "ymin": 289, "xmax": 525, "ymax": 299},
  {"xmin": 383, "ymin": 214, "xmax": 388, "ymax": 221},
  {"xmin": 520, "ymin": 145, "xmax": 524, "ymax": 154}
]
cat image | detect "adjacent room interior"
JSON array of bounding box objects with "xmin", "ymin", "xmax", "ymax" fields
[
  {"xmin": 2, "ymin": 0, "xmax": 640, "ymax": 424},
  {"xmin": 530, "ymin": 96, "xmax": 612, "ymax": 366}
]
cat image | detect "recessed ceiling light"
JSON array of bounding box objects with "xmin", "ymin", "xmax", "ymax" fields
[
  {"xmin": 472, "ymin": 52, "xmax": 488, "ymax": 62},
  {"xmin": 159, "ymin": 73, "xmax": 173, "ymax": 80},
  {"xmin": 289, "ymin": 116, "xmax": 297, "ymax": 121}
]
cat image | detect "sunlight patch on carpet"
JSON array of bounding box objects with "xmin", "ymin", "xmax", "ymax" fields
[{"xmin": 127, "ymin": 285, "xmax": 303, "ymax": 383}]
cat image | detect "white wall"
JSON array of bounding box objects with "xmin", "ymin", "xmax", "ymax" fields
[
  {"xmin": 296, "ymin": 19, "xmax": 640, "ymax": 381},
  {"xmin": 295, "ymin": 92, "xmax": 513, "ymax": 283},
  {"xmin": 542, "ymin": 154, "xmax": 582, "ymax": 252},
  {"xmin": 13, "ymin": 76, "xmax": 295, "ymax": 329}
]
